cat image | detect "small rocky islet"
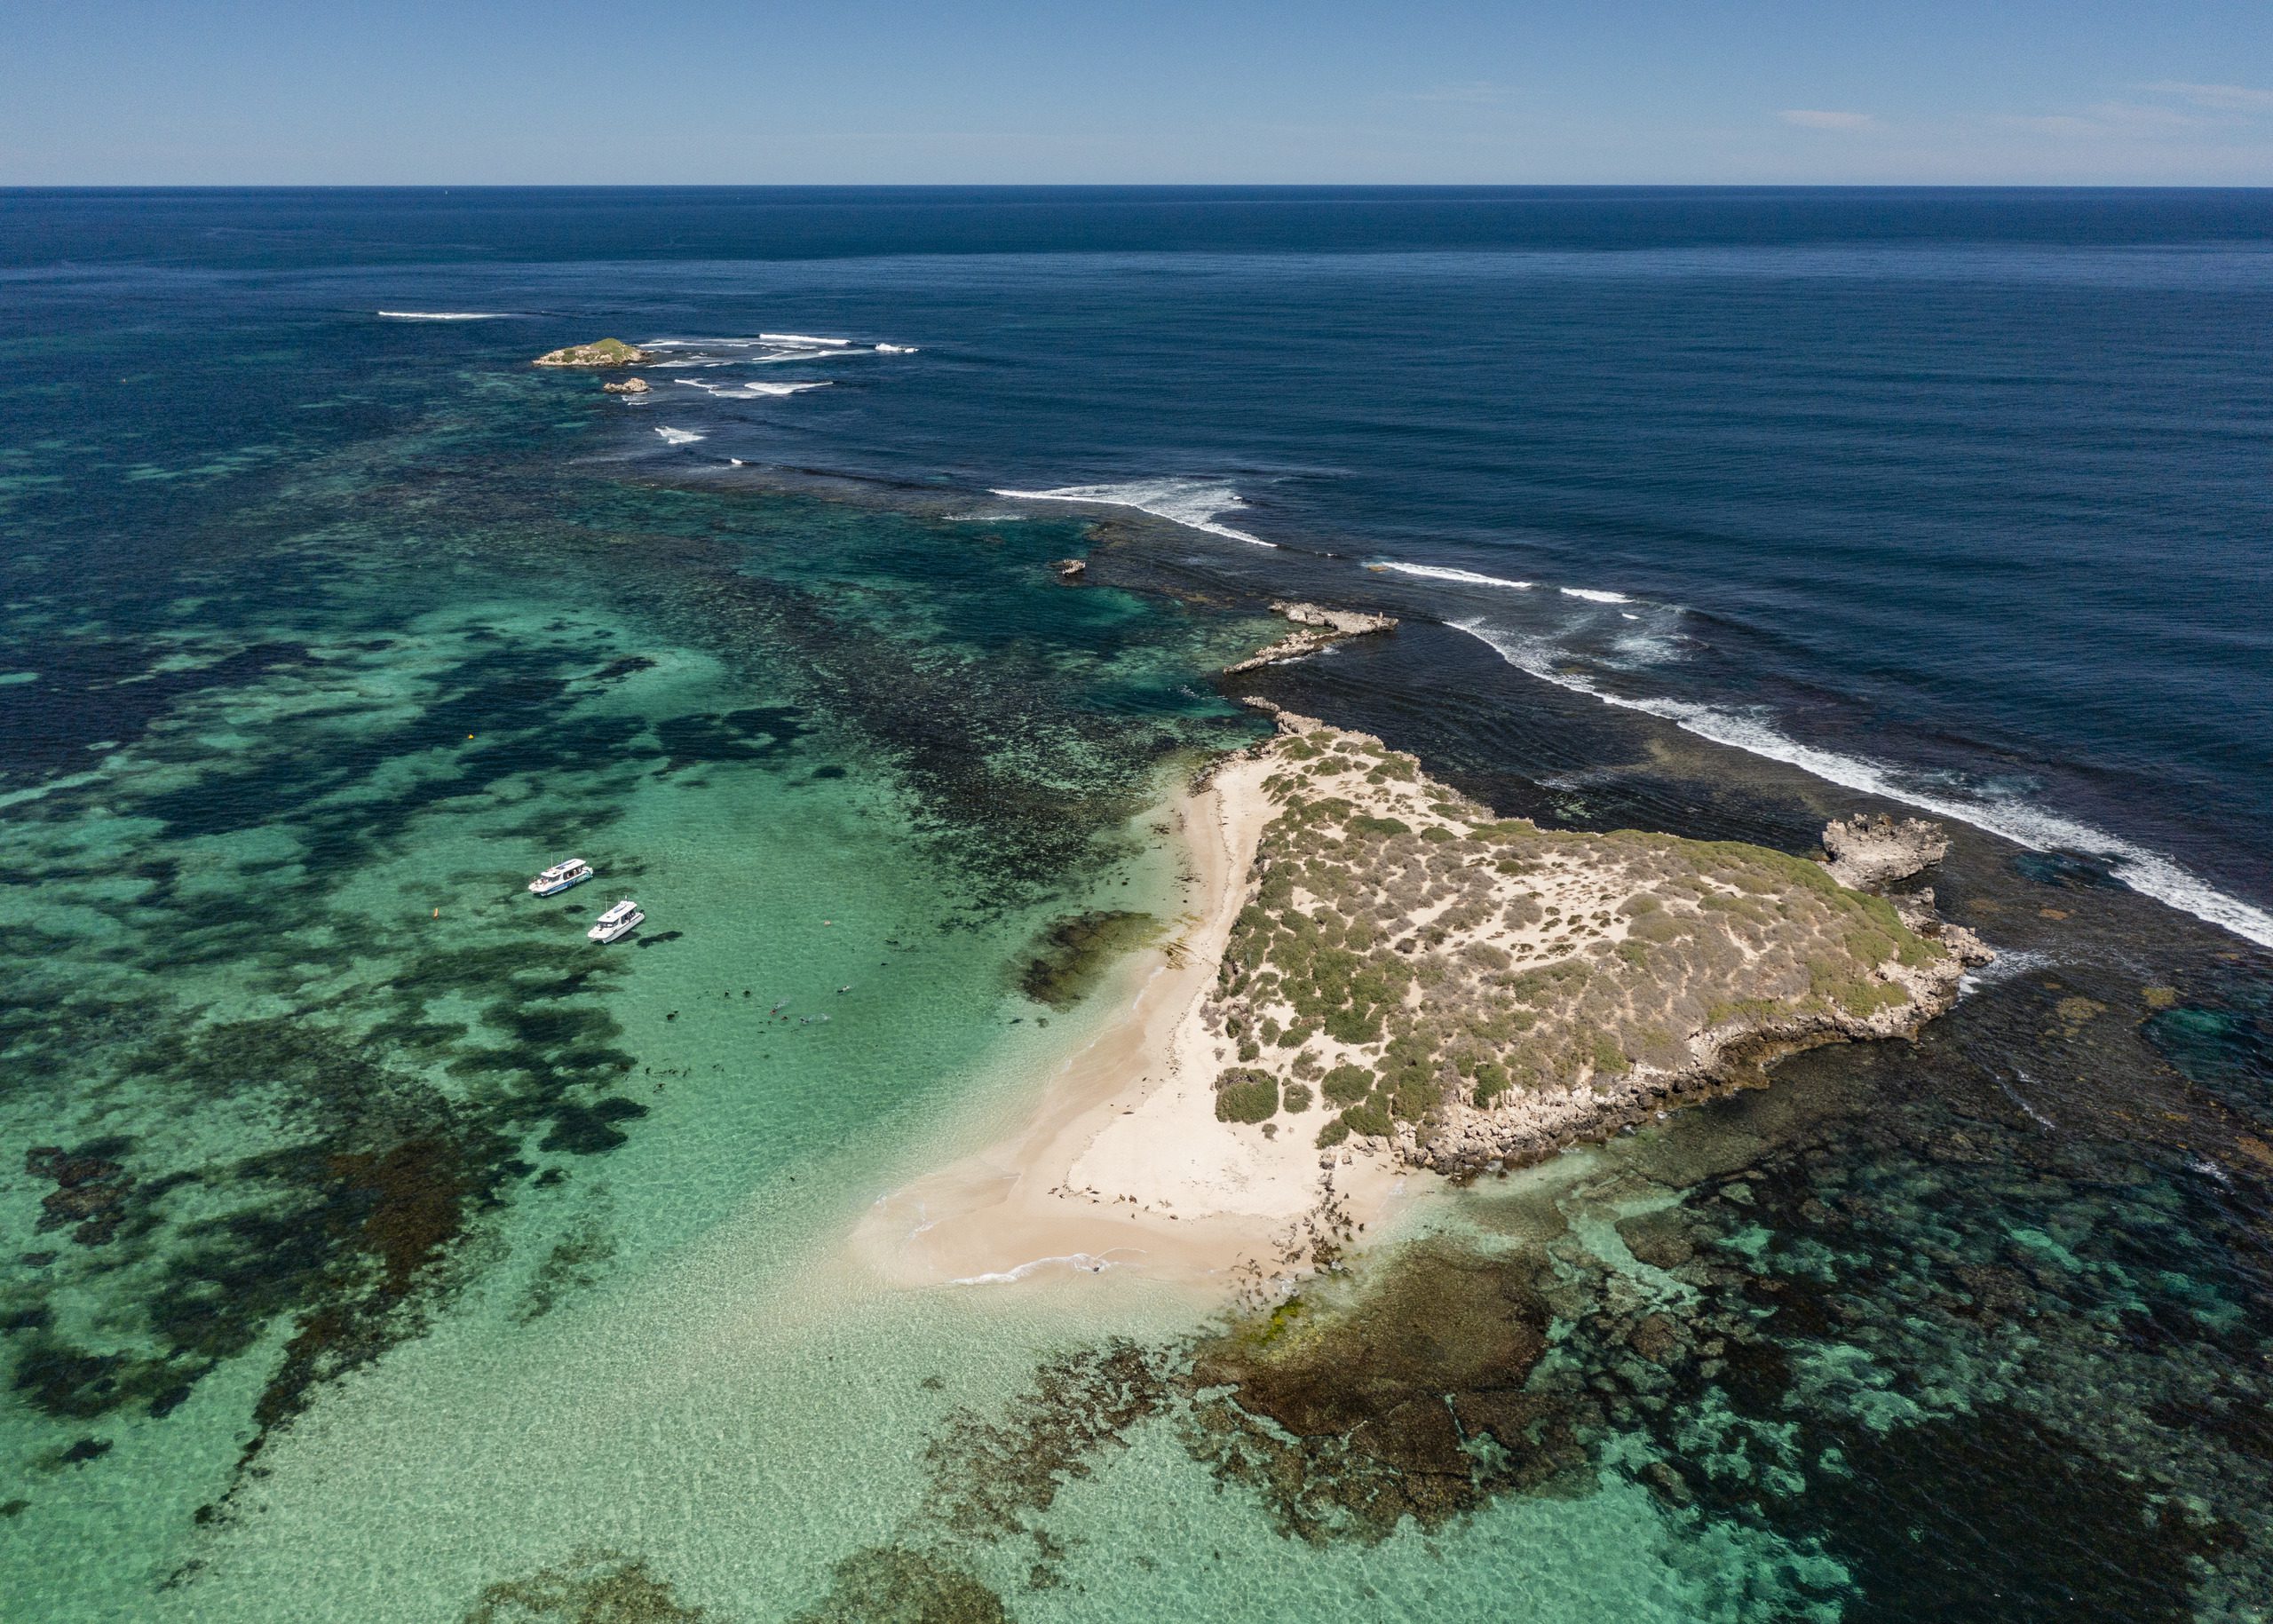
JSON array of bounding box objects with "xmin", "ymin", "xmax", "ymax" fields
[{"xmin": 532, "ymin": 338, "xmax": 651, "ymax": 368}]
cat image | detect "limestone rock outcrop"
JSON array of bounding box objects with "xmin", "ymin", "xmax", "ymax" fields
[
  {"xmin": 1821, "ymin": 813, "xmax": 1952, "ymax": 891},
  {"xmin": 1224, "ymin": 602, "xmax": 1398, "ymax": 674},
  {"xmin": 534, "ymin": 339, "xmax": 651, "ymax": 368}
]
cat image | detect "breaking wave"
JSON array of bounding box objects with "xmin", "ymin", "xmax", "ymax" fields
[
  {"xmin": 1454, "ymin": 619, "xmax": 2273, "ymax": 947},
  {"xmin": 376, "ymin": 310, "xmax": 508, "ymax": 320},
  {"xmin": 653, "ymin": 426, "xmax": 705, "ymax": 446},
  {"xmin": 1559, "ymin": 586, "xmax": 1631, "ymax": 603},
  {"xmin": 1368, "ymin": 561, "xmax": 1535, "ymax": 590},
  {"xmin": 990, "ymin": 479, "xmax": 1274, "ymax": 546},
  {"xmin": 677, "ymin": 379, "xmax": 832, "ymax": 397}
]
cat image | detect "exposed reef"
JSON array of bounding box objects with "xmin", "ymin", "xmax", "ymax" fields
[
  {"xmin": 1222, "ymin": 602, "xmax": 1397, "ymax": 674},
  {"xmin": 1199, "ymin": 709, "xmax": 1989, "ymax": 1176},
  {"xmin": 601, "ymin": 377, "xmax": 652, "ymax": 395},
  {"xmin": 1821, "ymin": 812, "xmax": 1951, "ymax": 891},
  {"xmin": 533, "ymin": 339, "xmax": 651, "ymax": 368}
]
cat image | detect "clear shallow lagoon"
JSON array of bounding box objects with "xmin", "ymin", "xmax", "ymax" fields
[{"xmin": 3, "ymin": 189, "xmax": 2270, "ymax": 1621}]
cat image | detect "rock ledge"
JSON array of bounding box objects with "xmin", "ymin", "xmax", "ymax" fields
[
  {"xmin": 1822, "ymin": 813, "xmax": 1951, "ymax": 891},
  {"xmin": 1224, "ymin": 602, "xmax": 1398, "ymax": 673}
]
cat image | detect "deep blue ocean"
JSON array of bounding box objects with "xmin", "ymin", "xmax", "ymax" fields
[
  {"xmin": 13, "ymin": 186, "xmax": 2268, "ymax": 940},
  {"xmin": 4, "ymin": 189, "xmax": 2273, "ymax": 1624}
]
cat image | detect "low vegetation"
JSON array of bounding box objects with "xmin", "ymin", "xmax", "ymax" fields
[{"xmin": 1203, "ymin": 722, "xmax": 1950, "ymax": 1156}]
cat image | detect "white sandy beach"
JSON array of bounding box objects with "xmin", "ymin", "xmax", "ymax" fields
[{"xmin": 851, "ymin": 747, "xmax": 1412, "ymax": 1298}]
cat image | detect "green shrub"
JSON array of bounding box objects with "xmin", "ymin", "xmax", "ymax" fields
[
  {"xmin": 1339, "ymin": 1099, "xmax": 1393, "ymax": 1139},
  {"xmin": 1390, "ymin": 1073, "xmax": 1441, "ymax": 1121},
  {"xmin": 1215, "ymin": 1071, "xmax": 1279, "ymax": 1124},
  {"xmin": 1282, "ymin": 1082, "xmax": 1313, "ymax": 1113},
  {"xmin": 1321, "ymin": 1064, "xmax": 1375, "ymax": 1106},
  {"xmin": 1316, "ymin": 1118, "xmax": 1350, "ymax": 1148},
  {"xmin": 1589, "ymin": 1033, "xmax": 1630, "ymax": 1075}
]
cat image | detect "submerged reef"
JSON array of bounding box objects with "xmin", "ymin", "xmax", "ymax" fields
[
  {"xmin": 1184, "ymin": 1240, "xmax": 1567, "ymax": 1540},
  {"xmin": 463, "ymin": 1549, "xmax": 710, "ymax": 1622},
  {"xmin": 460, "ymin": 1544, "xmax": 1006, "ymax": 1624},
  {"xmin": 1015, "ymin": 910, "xmax": 1159, "ymax": 1010},
  {"xmin": 912, "ymin": 958, "xmax": 2273, "ymax": 1615},
  {"xmin": 1202, "ymin": 709, "xmax": 1988, "ymax": 1173}
]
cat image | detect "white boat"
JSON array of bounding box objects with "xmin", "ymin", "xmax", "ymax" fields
[
  {"xmin": 588, "ymin": 899, "xmax": 644, "ymax": 943},
  {"xmin": 528, "ymin": 858, "xmax": 594, "ymax": 897}
]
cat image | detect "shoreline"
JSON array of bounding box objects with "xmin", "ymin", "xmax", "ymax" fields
[
  {"xmin": 849, "ymin": 742, "xmax": 1412, "ymax": 1301},
  {"xmin": 850, "ymin": 698, "xmax": 1992, "ymax": 1309}
]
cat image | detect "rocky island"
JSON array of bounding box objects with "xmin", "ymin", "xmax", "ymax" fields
[
  {"xmin": 866, "ymin": 669, "xmax": 1989, "ymax": 1299},
  {"xmin": 1201, "ymin": 709, "xmax": 1988, "ymax": 1176},
  {"xmin": 532, "ymin": 338, "xmax": 651, "ymax": 368}
]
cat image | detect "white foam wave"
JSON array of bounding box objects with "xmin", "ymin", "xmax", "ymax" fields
[
  {"xmin": 990, "ymin": 479, "xmax": 1275, "ymax": 547},
  {"xmin": 677, "ymin": 379, "xmax": 831, "ymax": 397},
  {"xmin": 2000, "ymin": 1070, "xmax": 2059, "ymax": 1132},
  {"xmin": 1454, "ymin": 619, "xmax": 2273, "ymax": 948},
  {"xmin": 1560, "ymin": 586, "xmax": 1631, "ymax": 603},
  {"xmin": 376, "ymin": 310, "xmax": 506, "ymax": 320},
  {"xmin": 875, "ymin": 343, "xmax": 920, "ymax": 354},
  {"xmin": 1608, "ymin": 629, "xmax": 1685, "ymax": 666},
  {"xmin": 653, "ymin": 426, "xmax": 705, "ymax": 446},
  {"xmin": 949, "ymin": 1250, "xmax": 1136, "ymax": 1286},
  {"xmin": 1960, "ymin": 947, "xmax": 2055, "ymax": 996},
  {"xmin": 1369, "ymin": 561, "xmax": 1534, "ymax": 590},
  {"xmin": 757, "ymin": 332, "xmax": 852, "ymax": 347}
]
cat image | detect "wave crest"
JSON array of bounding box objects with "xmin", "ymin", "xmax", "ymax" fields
[
  {"xmin": 990, "ymin": 479, "xmax": 1275, "ymax": 547},
  {"xmin": 1370, "ymin": 561, "xmax": 1535, "ymax": 590},
  {"xmin": 1455, "ymin": 619, "xmax": 2273, "ymax": 947}
]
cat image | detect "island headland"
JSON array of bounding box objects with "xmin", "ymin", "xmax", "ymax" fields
[{"xmin": 859, "ymin": 602, "xmax": 1990, "ymax": 1300}]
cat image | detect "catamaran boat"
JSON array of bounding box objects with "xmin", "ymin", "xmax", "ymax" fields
[
  {"xmin": 528, "ymin": 859, "xmax": 594, "ymax": 897},
  {"xmin": 588, "ymin": 899, "xmax": 645, "ymax": 943}
]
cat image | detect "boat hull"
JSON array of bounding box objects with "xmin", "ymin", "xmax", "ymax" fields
[{"xmin": 588, "ymin": 909, "xmax": 644, "ymax": 944}]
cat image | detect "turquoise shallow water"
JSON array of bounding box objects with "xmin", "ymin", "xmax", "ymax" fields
[{"xmin": 4, "ymin": 194, "xmax": 2272, "ymax": 1622}]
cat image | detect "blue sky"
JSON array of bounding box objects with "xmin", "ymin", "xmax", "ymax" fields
[{"xmin": 4, "ymin": 0, "xmax": 2269, "ymax": 184}]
